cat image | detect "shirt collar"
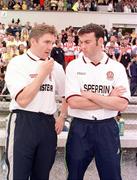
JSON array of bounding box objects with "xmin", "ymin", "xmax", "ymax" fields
[
  {"xmin": 83, "ymin": 52, "xmax": 109, "ymax": 65},
  {"xmin": 26, "ymin": 49, "xmax": 44, "ymax": 61}
]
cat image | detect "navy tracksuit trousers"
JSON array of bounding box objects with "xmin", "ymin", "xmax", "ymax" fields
[
  {"xmin": 66, "ymin": 117, "xmax": 122, "ymax": 180},
  {"xmin": 6, "ymin": 110, "xmax": 57, "ymax": 180}
]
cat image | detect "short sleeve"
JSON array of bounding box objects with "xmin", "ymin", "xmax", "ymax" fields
[
  {"xmin": 65, "ymin": 62, "xmax": 81, "ymax": 100},
  {"xmin": 5, "ymin": 58, "xmax": 29, "ymax": 99},
  {"xmin": 114, "ymin": 63, "xmax": 131, "ymax": 100},
  {"xmin": 53, "ymin": 62, "xmax": 66, "ymax": 96}
]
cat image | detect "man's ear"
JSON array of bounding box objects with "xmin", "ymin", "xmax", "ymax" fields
[
  {"xmin": 30, "ymin": 38, "xmax": 37, "ymax": 46},
  {"xmin": 98, "ymin": 37, "xmax": 104, "ymax": 47}
]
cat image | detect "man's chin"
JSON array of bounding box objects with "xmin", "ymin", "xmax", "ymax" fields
[
  {"xmin": 44, "ymin": 53, "xmax": 50, "ymax": 58},
  {"xmin": 42, "ymin": 55, "xmax": 49, "ymax": 60},
  {"xmin": 83, "ymin": 53, "xmax": 89, "ymax": 58}
]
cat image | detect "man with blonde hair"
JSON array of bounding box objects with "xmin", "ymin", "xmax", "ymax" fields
[{"xmin": 5, "ymin": 24, "xmax": 67, "ymax": 180}]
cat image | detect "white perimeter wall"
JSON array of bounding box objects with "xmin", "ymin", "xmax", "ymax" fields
[{"xmin": 0, "ymin": 11, "xmax": 137, "ymax": 32}]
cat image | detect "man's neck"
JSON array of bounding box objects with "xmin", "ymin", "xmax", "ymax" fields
[
  {"xmin": 30, "ymin": 48, "xmax": 41, "ymax": 59},
  {"xmin": 89, "ymin": 52, "xmax": 104, "ymax": 64}
]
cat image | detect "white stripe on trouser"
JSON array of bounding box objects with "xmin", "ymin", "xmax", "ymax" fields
[{"xmin": 6, "ymin": 113, "xmax": 16, "ymax": 180}]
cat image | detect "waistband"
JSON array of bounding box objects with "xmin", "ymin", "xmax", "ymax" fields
[
  {"xmin": 73, "ymin": 117, "xmax": 115, "ymax": 124},
  {"xmin": 12, "ymin": 109, "xmax": 53, "ymax": 118}
]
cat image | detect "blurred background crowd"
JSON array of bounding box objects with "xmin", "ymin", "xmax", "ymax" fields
[
  {"xmin": 0, "ymin": 0, "xmax": 136, "ymax": 12},
  {"xmin": 0, "ymin": 19, "xmax": 137, "ymax": 96}
]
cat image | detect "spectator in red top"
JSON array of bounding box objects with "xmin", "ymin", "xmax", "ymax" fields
[{"xmin": 40, "ymin": 0, "xmax": 45, "ymax": 10}]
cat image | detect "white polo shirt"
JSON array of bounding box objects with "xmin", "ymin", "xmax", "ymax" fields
[
  {"xmin": 65, "ymin": 52, "xmax": 130, "ymax": 120},
  {"xmin": 5, "ymin": 49, "xmax": 65, "ymax": 114}
]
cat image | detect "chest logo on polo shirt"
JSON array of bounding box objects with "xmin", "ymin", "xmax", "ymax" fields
[
  {"xmin": 77, "ymin": 72, "xmax": 86, "ymax": 75},
  {"xmin": 84, "ymin": 84, "xmax": 111, "ymax": 94},
  {"xmin": 29, "ymin": 74, "xmax": 38, "ymax": 78},
  {"xmin": 106, "ymin": 71, "xmax": 114, "ymax": 81}
]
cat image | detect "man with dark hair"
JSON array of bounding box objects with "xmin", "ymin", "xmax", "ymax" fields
[
  {"xmin": 65, "ymin": 23, "xmax": 130, "ymax": 180},
  {"xmin": 5, "ymin": 24, "xmax": 67, "ymax": 180}
]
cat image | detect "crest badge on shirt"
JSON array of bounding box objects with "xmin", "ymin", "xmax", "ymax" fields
[{"xmin": 106, "ymin": 71, "xmax": 114, "ymax": 81}]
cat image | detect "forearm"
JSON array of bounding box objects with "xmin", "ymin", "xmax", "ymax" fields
[
  {"xmin": 59, "ymin": 98, "xmax": 68, "ymax": 118},
  {"xmin": 67, "ymin": 96, "xmax": 101, "ymax": 110},
  {"xmin": 88, "ymin": 93, "xmax": 128, "ymax": 111},
  {"xmin": 16, "ymin": 74, "xmax": 48, "ymax": 107}
]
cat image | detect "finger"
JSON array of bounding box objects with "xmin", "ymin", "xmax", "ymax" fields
[
  {"xmin": 55, "ymin": 123, "xmax": 58, "ymax": 130},
  {"xmin": 55, "ymin": 123, "xmax": 61, "ymax": 131},
  {"xmin": 45, "ymin": 57, "xmax": 53, "ymax": 63},
  {"xmin": 46, "ymin": 57, "xmax": 54, "ymax": 62},
  {"xmin": 55, "ymin": 126, "xmax": 59, "ymax": 133},
  {"xmin": 118, "ymin": 88, "xmax": 126, "ymax": 92},
  {"xmin": 117, "ymin": 87, "xmax": 126, "ymax": 90},
  {"xmin": 56, "ymin": 127, "xmax": 61, "ymax": 134},
  {"xmin": 49, "ymin": 57, "xmax": 54, "ymax": 61},
  {"xmin": 55, "ymin": 128, "xmax": 59, "ymax": 134},
  {"xmin": 56, "ymin": 130, "xmax": 60, "ymax": 135},
  {"xmin": 116, "ymin": 86, "xmax": 125, "ymax": 90}
]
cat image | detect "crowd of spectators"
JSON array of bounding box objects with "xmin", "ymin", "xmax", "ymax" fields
[
  {"xmin": 0, "ymin": 19, "xmax": 137, "ymax": 96},
  {"xmin": 0, "ymin": 0, "xmax": 137, "ymax": 12}
]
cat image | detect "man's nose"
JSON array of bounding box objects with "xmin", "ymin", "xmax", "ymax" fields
[
  {"xmin": 81, "ymin": 44, "xmax": 86, "ymax": 50},
  {"xmin": 47, "ymin": 44, "xmax": 52, "ymax": 51}
]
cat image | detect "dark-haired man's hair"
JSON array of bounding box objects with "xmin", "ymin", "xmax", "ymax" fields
[{"xmin": 78, "ymin": 23, "xmax": 104, "ymax": 39}]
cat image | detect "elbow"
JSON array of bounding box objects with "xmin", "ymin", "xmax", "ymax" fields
[
  {"xmin": 118, "ymin": 106, "xmax": 127, "ymax": 112},
  {"xmin": 68, "ymin": 100, "xmax": 78, "ymax": 109},
  {"xmin": 118, "ymin": 102, "xmax": 128, "ymax": 112},
  {"xmin": 16, "ymin": 98, "xmax": 28, "ymax": 108}
]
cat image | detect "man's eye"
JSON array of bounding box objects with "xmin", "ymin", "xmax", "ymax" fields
[{"xmin": 86, "ymin": 41, "xmax": 91, "ymax": 44}]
